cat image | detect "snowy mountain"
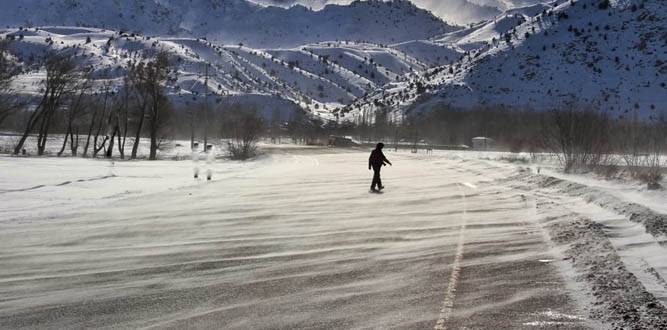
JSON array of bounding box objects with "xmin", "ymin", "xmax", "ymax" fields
[
  {"xmin": 344, "ymin": 0, "xmax": 667, "ymax": 120},
  {"xmin": 0, "ymin": 26, "xmax": 464, "ymax": 119},
  {"xmin": 250, "ymin": 0, "xmax": 548, "ymax": 25},
  {"xmin": 0, "ymin": 0, "xmax": 458, "ymax": 49},
  {"xmin": 3, "ymin": 0, "xmax": 664, "ymax": 122}
]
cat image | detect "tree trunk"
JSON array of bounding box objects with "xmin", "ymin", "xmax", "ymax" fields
[
  {"xmin": 130, "ymin": 111, "xmax": 145, "ymax": 160},
  {"xmin": 149, "ymin": 111, "xmax": 158, "ymax": 160},
  {"xmin": 106, "ymin": 126, "xmax": 117, "ymax": 158},
  {"xmin": 13, "ymin": 107, "xmax": 45, "ymax": 155},
  {"xmin": 93, "ymin": 134, "xmax": 100, "ymax": 157},
  {"xmin": 117, "ymin": 130, "xmax": 125, "ymax": 159},
  {"xmin": 117, "ymin": 110, "xmax": 127, "ymax": 159},
  {"xmin": 92, "ymin": 113, "xmax": 107, "ymax": 158},
  {"xmin": 57, "ymin": 125, "xmax": 70, "ymax": 156},
  {"xmin": 149, "ymin": 134, "xmax": 157, "ymax": 160},
  {"xmin": 70, "ymin": 127, "xmax": 79, "ymax": 156},
  {"xmin": 82, "ymin": 108, "xmax": 98, "ymax": 157},
  {"xmin": 94, "ymin": 135, "xmax": 108, "ymax": 157},
  {"xmin": 37, "ymin": 107, "xmax": 55, "ymax": 156}
]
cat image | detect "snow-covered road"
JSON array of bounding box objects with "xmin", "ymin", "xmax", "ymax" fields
[{"xmin": 0, "ymin": 150, "xmax": 602, "ymax": 329}]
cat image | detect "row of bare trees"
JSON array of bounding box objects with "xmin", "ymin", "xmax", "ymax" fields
[
  {"xmin": 408, "ymin": 103, "xmax": 665, "ymax": 187},
  {"xmin": 541, "ymin": 105, "xmax": 665, "ymax": 186},
  {"xmin": 2, "ymin": 44, "xmax": 664, "ymax": 171},
  {"xmin": 616, "ymin": 113, "xmax": 665, "ymax": 185},
  {"xmin": 13, "ymin": 54, "xmax": 82, "ymax": 156},
  {"xmin": 2, "ymin": 44, "xmax": 279, "ymax": 161},
  {"xmin": 127, "ymin": 52, "xmax": 174, "ymax": 160},
  {"xmin": 6, "ymin": 50, "xmax": 174, "ymax": 160}
]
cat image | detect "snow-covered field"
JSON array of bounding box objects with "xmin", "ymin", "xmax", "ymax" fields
[{"xmin": 1, "ymin": 147, "xmax": 666, "ymax": 328}]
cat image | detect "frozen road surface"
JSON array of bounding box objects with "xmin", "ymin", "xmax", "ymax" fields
[{"xmin": 0, "ymin": 149, "xmax": 594, "ymax": 329}]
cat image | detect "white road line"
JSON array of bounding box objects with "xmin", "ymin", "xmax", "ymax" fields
[{"xmin": 434, "ymin": 182, "xmax": 473, "ymax": 330}]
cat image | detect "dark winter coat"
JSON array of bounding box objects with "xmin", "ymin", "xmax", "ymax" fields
[{"xmin": 369, "ymin": 149, "xmax": 391, "ymax": 168}]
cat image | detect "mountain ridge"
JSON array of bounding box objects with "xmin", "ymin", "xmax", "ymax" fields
[
  {"xmin": 0, "ymin": 0, "xmax": 459, "ymax": 49},
  {"xmin": 343, "ymin": 0, "xmax": 667, "ymax": 120}
]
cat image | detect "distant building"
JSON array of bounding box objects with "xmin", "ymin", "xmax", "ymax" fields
[{"xmin": 472, "ymin": 137, "xmax": 494, "ymax": 150}]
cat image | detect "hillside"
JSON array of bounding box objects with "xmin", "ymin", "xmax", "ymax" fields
[
  {"xmin": 0, "ymin": 26, "xmax": 463, "ymax": 119},
  {"xmin": 250, "ymin": 0, "xmax": 546, "ymax": 25},
  {"xmin": 344, "ymin": 0, "xmax": 667, "ymax": 121},
  {"xmin": 0, "ymin": 0, "xmax": 458, "ymax": 48},
  {"xmin": 3, "ymin": 0, "xmax": 664, "ymax": 123}
]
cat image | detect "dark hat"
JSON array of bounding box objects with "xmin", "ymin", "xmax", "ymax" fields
[{"xmin": 376, "ymin": 142, "xmax": 384, "ymax": 149}]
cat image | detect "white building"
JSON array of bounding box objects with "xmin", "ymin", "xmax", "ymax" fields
[{"xmin": 472, "ymin": 137, "xmax": 494, "ymax": 150}]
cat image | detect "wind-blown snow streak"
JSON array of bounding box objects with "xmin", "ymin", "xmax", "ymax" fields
[{"xmin": 0, "ymin": 149, "xmax": 590, "ymax": 329}]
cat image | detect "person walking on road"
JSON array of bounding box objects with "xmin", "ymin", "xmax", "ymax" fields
[{"xmin": 369, "ymin": 143, "xmax": 392, "ymax": 192}]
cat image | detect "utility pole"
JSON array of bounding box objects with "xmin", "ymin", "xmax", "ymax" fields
[
  {"xmin": 190, "ymin": 101, "xmax": 196, "ymax": 150},
  {"xmin": 203, "ymin": 62, "xmax": 209, "ymax": 152}
]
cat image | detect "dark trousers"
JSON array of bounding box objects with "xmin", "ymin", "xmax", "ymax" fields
[{"xmin": 371, "ymin": 164, "xmax": 382, "ymax": 190}]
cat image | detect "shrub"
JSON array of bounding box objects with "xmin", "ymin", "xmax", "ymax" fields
[
  {"xmin": 221, "ymin": 105, "xmax": 265, "ymax": 160},
  {"xmin": 542, "ymin": 105, "xmax": 611, "ymax": 172}
]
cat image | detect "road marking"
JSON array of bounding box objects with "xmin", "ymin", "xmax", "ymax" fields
[
  {"xmin": 434, "ymin": 223, "xmax": 465, "ymax": 330},
  {"xmin": 434, "ymin": 182, "xmax": 473, "ymax": 330}
]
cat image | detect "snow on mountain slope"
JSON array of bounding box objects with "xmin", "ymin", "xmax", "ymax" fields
[
  {"xmin": 434, "ymin": 2, "xmax": 552, "ymax": 51},
  {"xmin": 413, "ymin": 0, "xmax": 502, "ymax": 25},
  {"xmin": 503, "ymin": 2, "xmax": 553, "ymax": 16},
  {"xmin": 252, "ymin": 0, "xmax": 554, "ymax": 25},
  {"xmin": 0, "ymin": 0, "xmax": 458, "ymax": 49},
  {"xmin": 392, "ymin": 40, "xmax": 462, "ymax": 68},
  {"xmin": 441, "ymin": 13, "xmax": 529, "ymax": 51},
  {"xmin": 344, "ymin": 0, "xmax": 667, "ymax": 121},
  {"xmin": 249, "ymin": 0, "xmax": 340, "ymax": 9},
  {"xmin": 251, "ymin": 0, "xmax": 517, "ymax": 25},
  {"xmin": 475, "ymin": 0, "xmax": 549, "ymax": 11},
  {"xmin": 1, "ymin": 26, "xmax": 460, "ymax": 119}
]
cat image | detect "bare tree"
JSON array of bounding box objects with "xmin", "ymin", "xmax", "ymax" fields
[
  {"xmin": 542, "ymin": 105, "xmax": 611, "ymax": 172},
  {"xmin": 114, "ymin": 76, "xmax": 132, "ymax": 159},
  {"xmin": 58, "ymin": 73, "xmax": 92, "ymax": 156},
  {"xmin": 0, "ymin": 40, "xmax": 22, "ymax": 127},
  {"xmin": 127, "ymin": 62, "xmax": 147, "ymax": 160},
  {"xmin": 617, "ymin": 111, "xmax": 644, "ymax": 171},
  {"xmin": 82, "ymin": 81, "xmax": 112, "ymax": 158},
  {"xmin": 640, "ymin": 116, "xmax": 665, "ymax": 189},
  {"xmin": 14, "ymin": 53, "xmax": 80, "ymax": 155},
  {"xmin": 616, "ymin": 111, "xmax": 665, "ymax": 188},
  {"xmin": 222, "ymin": 104, "xmax": 265, "ymax": 160},
  {"xmin": 128, "ymin": 51, "xmax": 174, "ymax": 160}
]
